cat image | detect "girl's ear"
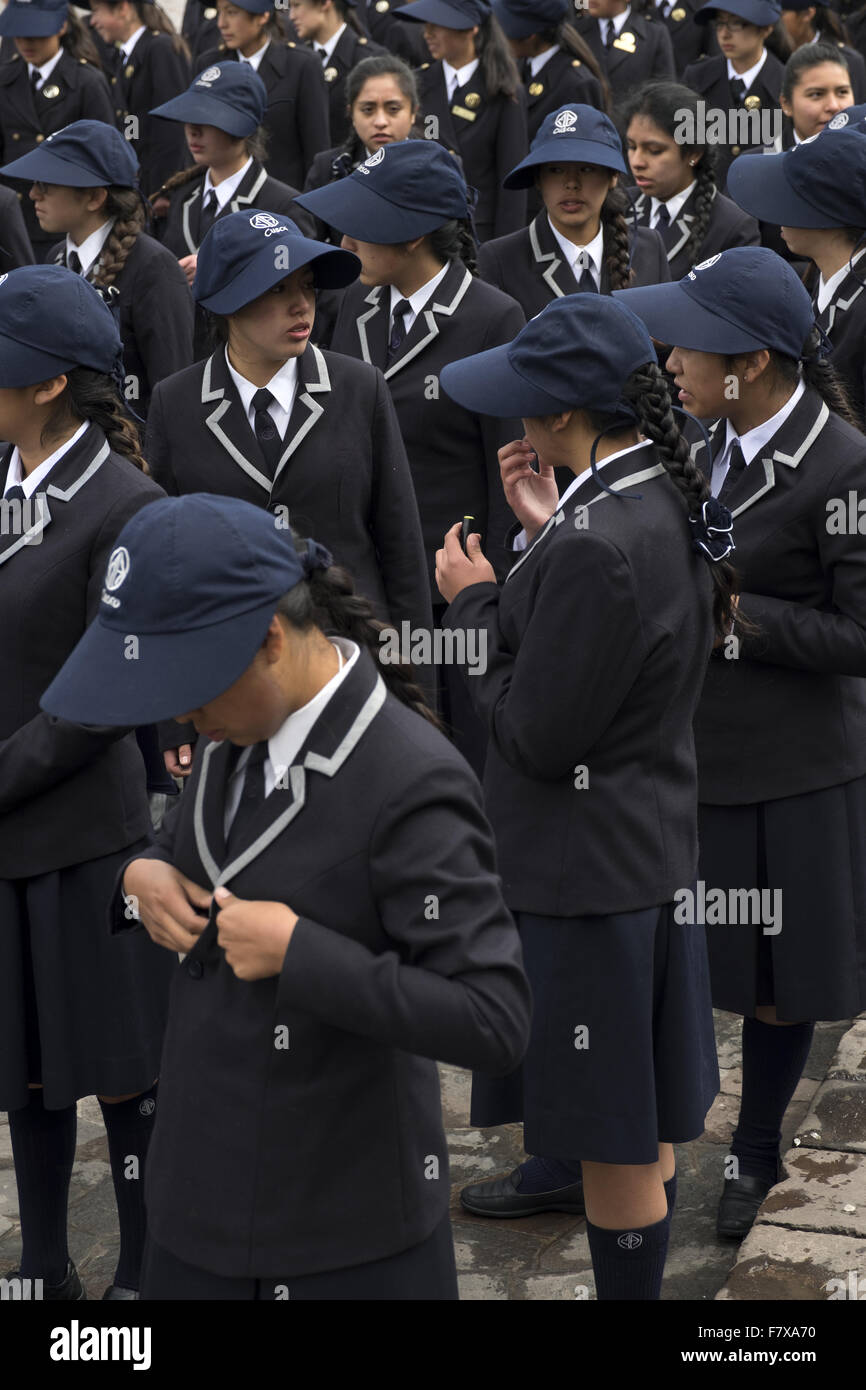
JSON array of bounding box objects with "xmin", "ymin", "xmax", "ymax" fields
[
  {"xmin": 550, "ymin": 409, "xmax": 574, "ymax": 433},
  {"xmin": 32, "ymin": 375, "xmax": 69, "ymax": 408}
]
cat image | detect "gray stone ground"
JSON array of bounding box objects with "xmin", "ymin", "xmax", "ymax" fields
[{"xmin": 0, "ymin": 1009, "xmax": 860, "ymax": 1299}]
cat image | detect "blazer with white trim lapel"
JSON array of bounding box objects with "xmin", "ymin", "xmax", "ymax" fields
[
  {"xmin": 805, "ymin": 262, "xmax": 866, "ymax": 426},
  {"xmin": 0, "ymin": 425, "xmax": 163, "ymax": 877},
  {"xmin": 445, "ymin": 441, "xmax": 715, "ymax": 917},
  {"xmin": 631, "ymin": 186, "xmax": 759, "ymax": 281},
  {"xmin": 117, "ymin": 646, "xmax": 531, "ymax": 1277},
  {"xmin": 688, "ymin": 388, "xmax": 866, "ymax": 803},
  {"xmin": 158, "ymin": 159, "xmax": 315, "ymax": 260}
]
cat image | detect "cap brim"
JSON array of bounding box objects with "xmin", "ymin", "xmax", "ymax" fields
[
  {"xmin": 490, "ymin": 1, "xmax": 537, "ymax": 35},
  {"xmin": 149, "ymin": 93, "xmax": 257, "ymax": 138},
  {"xmin": 612, "ymin": 282, "xmax": 770, "ymax": 354},
  {"xmin": 393, "ymin": 0, "xmax": 477, "ymax": 24},
  {"xmin": 726, "ymin": 150, "xmax": 840, "ymax": 228},
  {"xmin": 440, "ymin": 342, "xmax": 567, "ymax": 417},
  {"xmin": 0, "ymin": 9, "xmax": 66, "ymax": 34},
  {"xmin": 195, "ymin": 237, "xmax": 360, "ymax": 312},
  {"xmin": 0, "ymin": 330, "xmax": 77, "ymax": 388},
  {"xmin": 0, "ymin": 148, "xmax": 113, "ymax": 187},
  {"xmin": 40, "ymin": 598, "xmax": 280, "ymax": 727},
  {"xmin": 504, "ymin": 137, "xmax": 627, "ymax": 189},
  {"xmin": 295, "ymin": 177, "xmax": 446, "ymax": 243}
]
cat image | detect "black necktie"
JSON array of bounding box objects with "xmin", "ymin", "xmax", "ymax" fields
[
  {"xmin": 730, "ymin": 77, "xmax": 746, "ymax": 103},
  {"xmin": 604, "ymin": 20, "xmax": 615, "ymax": 46},
  {"xmin": 251, "ymin": 387, "xmax": 283, "ymax": 476},
  {"xmin": 387, "ymin": 297, "xmax": 412, "ymax": 363},
  {"xmin": 521, "ymin": 57, "xmax": 532, "ymax": 82},
  {"xmin": 655, "ymin": 205, "xmax": 670, "ymax": 230},
  {"xmin": 575, "ymin": 253, "xmax": 597, "ymax": 293},
  {"xmin": 3, "ymin": 483, "xmax": 25, "ymax": 503},
  {"xmin": 718, "ymin": 441, "xmax": 747, "ymax": 503},
  {"xmin": 30, "ymin": 69, "xmax": 41, "ymax": 95},
  {"xmin": 199, "ymin": 189, "xmax": 218, "ymax": 242},
  {"xmin": 225, "ymin": 741, "xmax": 269, "ymax": 859},
  {"xmin": 317, "ymin": 45, "xmax": 328, "ymax": 62},
  {"xmin": 67, "ymin": 249, "xmax": 82, "ymax": 275}
]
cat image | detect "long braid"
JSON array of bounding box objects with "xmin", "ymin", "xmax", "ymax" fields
[
  {"xmin": 41, "ymin": 368, "xmax": 148, "ymax": 473},
  {"xmin": 684, "ymin": 154, "xmax": 717, "ymax": 266},
  {"xmin": 621, "ymin": 362, "xmax": 738, "ymax": 639},
  {"xmin": 90, "ymin": 188, "xmax": 144, "ymax": 290},
  {"xmin": 798, "ymin": 328, "xmax": 864, "ymax": 431},
  {"xmin": 601, "ymin": 185, "xmax": 633, "ymax": 291},
  {"xmin": 150, "ymin": 164, "xmax": 206, "ymax": 206}
]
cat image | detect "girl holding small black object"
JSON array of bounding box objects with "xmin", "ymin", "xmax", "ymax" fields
[
  {"xmin": 434, "ymin": 292, "xmax": 726, "ymax": 1301},
  {"xmin": 617, "ymin": 245, "xmax": 866, "ymax": 1241}
]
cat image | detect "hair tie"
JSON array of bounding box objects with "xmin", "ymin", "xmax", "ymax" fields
[
  {"xmin": 301, "ymin": 540, "xmax": 333, "ymax": 577},
  {"xmin": 689, "ymin": 497, "xmax": 735, "ymax": 563},
  {"xmin": 800, "ymin": 322, "xmax": 833, "ymax": 365}
]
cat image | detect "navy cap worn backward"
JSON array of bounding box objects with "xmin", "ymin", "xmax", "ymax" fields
[
  {"xmin": 504, "ymin": 105, "xmax": 627, "ymax": 189},
  {"xmin": 694, "ymin": 0, "xmax": 781, "ymax": 23},
  {"xmin": 727, "ymin": 127, "xmax": 866, "ymax": 229},
  {"xmin": 295, "ymin": 141, "xmax": 470, "ymax": 244},
  {"xmin": 613, "ymin": 246, "xmax": 815, "ymax": 357},
  {"xmin": 394, "ymin": 0, "xmax": 491, "ymax": 28},
  {"xmin": 440, "ymin": 294, "xmax": 655, "ymax": 418},
  {"xmin": 193, "ymin": 209, "xmax": 361, "ymax": 313},
  {"xmin": 0, "ymin": 0, "xmax": 68, "ymax": 36},
  {"xmin": 150, "ymin": 63, "xmax": 267, "ymax": 139},
  {"xmin": 40, "ymin": 496, "xmax": 318, "ymax": 727},
  {"xmin": 0, "ymin": 265, "xmax": 123, "ymax": 388},
  {"xmin": 0, "ymin": 120, "xmax": 139, "ymax": 189},
  {"xmin": 492, "ymin": 0, "xmax": 569, "ymax": 37}
]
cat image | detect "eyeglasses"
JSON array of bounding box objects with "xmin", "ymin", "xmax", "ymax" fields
[{"xmin": 712, "ymin": 16, "xmax": 750, "ymax": 30}]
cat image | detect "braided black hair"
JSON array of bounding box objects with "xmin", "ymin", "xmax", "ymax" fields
[
  {"xmin": 425, "ymin": 218, "xmax": 478, "ymax": 274},
  {"xmin": 40, "ymin": 367, "xmax": 147, "ymax": 472},
  {"xmin": 601, "ymin": 183, "xmax": 633, "ymax": 291},
  {"xmin": 762, "ymin": 327, "xmax": 864, "ymax": 432}
]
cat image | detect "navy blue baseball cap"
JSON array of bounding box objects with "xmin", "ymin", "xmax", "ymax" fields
[
  {"xmin": 0, "ymin": 265, "xmax": 123, "ymax": 388},
  {"xmin": 492, "ymin": 0, "xmax": 569, "ymax": 37},
  {"xmin": 440, "ymin": 294, "xmax": 655, "ymax": 417},
  {"xmin": 0, "ymin": 0, "xmax": 68, "ymax": 36},
  {"xmin": 193, "ymin": 208, "xmax": 360, "ymax": 313},
  {"xmin": 503, "ymin": 104, "xmax": 627, "ymax": 188},
  {"xmin": 150, "ymin": 63, "xmax": 266, "ymax": 139},
  {"xmin": 614, "ymin": 246, "xmax": 815, "ymax": 356},
  {"xmin": 0, "ymin": 119, "xmax": 138, "ymax": 188},
  {"xmin": 296, "ymin": 140, "xmax": 470, "ymax": 243},
  {"xmin": 694, "ymin": 0, "xmax": 781, "ymax": 23},
  {"xmin": 727, "ymin": 126, "xmax": 866, "ymax": 228},
  {"xmin": 395, "ymin": 0, "xmax": 491, "ymax": 27},
  {"xmin": 40, "ymin": 496, "xmax": 330, "ymax": 726}
]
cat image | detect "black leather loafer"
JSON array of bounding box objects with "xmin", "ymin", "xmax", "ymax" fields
[
  {"xmin": 460, "ymin": 1168, "xmax": 585, "ymax": 1218},
  {"xmin": 3, "ymin": 1259, "xmax": 86, "ymax": 1300},
  {"xmin": 717, "ymin": 1168, "xmax": 781, "ymax": 1241},
  {"xmin": 102, "ymin": 1285, "xmax": 140, "ymax": 1300}
]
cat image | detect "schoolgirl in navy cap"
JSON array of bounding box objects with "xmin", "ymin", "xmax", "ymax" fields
[
  {"xmin": 571, "ymin": 0, "xmax": 676, "ymax": 107},
  {"xmin": 781, "ymin": 0, "xmax": 865, "ymax": 102},
  {"xmin": 1, "ymin": 119, "xmax": 193, "ymax": 417},
  {"xmin": 145, "ymin": 207, "xmax": 432, "ymax": 776},
  {"xmin": 0, "ymin": 0, "xmax": 115, "ymax": 261},
  {"xmin": 0, "ymin": 266, "xmax": 173, "ymax": 1302},
  {"xmin": 394, "ymin": 0, "xmax": 529, "ymax": 241},
  {"xmin": 622, "ymin": 82, "xmax": 760, "ymax": 282},
  {"xmin": 434, "ymin": 293, "xmax": 727, "ymax": 1300},
  {"xmin": 39, "ymin": 493, "xmax": 531, "ymax": 1301},
  {"xmin": 193, "ymin": 0, "xmax": 330, "ymax": 193},
  {"xmin": 299, "ymin": 139, "xmax": 525, "ymax": 774},
  {"xmin": 477, "ymin": 104, "xmax": 671, "ymax": 324},
  {"xmin": 617, "ymin": 246, "xmax": 866, "ymax": 1242},
  {"xmin": 287, "ymin": 0, "xmax": 386, "ymax": 147}
]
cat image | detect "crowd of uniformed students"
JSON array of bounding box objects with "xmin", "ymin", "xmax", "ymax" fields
[{"xmin": 1, "ymin": 0, "xmax": 866, "ymax": 1305}]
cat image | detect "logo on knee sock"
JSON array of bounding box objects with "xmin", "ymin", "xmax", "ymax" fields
[{"xmin": 617, "ymin": 1232, "xmax": 643, "ymax": 1250}]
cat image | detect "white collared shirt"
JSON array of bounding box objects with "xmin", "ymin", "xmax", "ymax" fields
[
  {"xmin": 315, "ymin": 23, "xmax": 346, "ymax": 63},
  {"xmin": 4, "ymin": 421, "xmax": 90, "ymax": 499},
  {"xmin": 224, "ymin": 637, "xmax": 360, "ymax": 833},
  {"xmin": 514, "ymin": 439, "xmax": 648, "ymax": 550},
  {"xmin": 547, "ymin": 215, "xmax": 604, "ymax": 290},
  {"xmin": 204, "ymin": 156, "xmax": 253, "ymax": 210},
  {"xmin": 711, "ymin": 378, "xmax": 805, "ymax": 496},
  {"xmin": 817, "ymin": 247, "xmax": 866, "ymax": 313},
  {"xmin": 443, "ymin": 57, "xmax": 480, "ymax": 102},
  {"xmin": 66, "ymin": 219, "xmax": 113, "ymax": 279},
  {"xmin": 120, "ymin": 25, "xmax": 147, "ymax": 60},
  {"xmin": 649, "ymin": 179, "xmax": 696, "ymax": 229},
  {"xmin": 727, "ymin": 51, "xmax": 767, "ymax": 92},
  {"xmin": 28, "ymin": 48, "xmax": 63, "ymax": 90},
  {"xmin": 239, "ymin": 38, "xmax": 269, "ymax": 71},
  {"xmin": 600, "ymin": 7, "xmax": 631, "ymax": 44},
  {"xmin": 388, "ymin": 262, "xmax": 451, "ymax": 336},
  {"xmin": 529, "ymin": 46, "xmax": 558, "ymax": 77},
  {"xmin": 225, "ymin": 348, "xmax": 299, "ymax": 439}
]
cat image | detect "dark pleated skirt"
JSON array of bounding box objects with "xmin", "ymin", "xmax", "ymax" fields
[
  {"xmin": 0, "ymin": 840, "xmax": 176, "ymax": 1111},
  {"xmin": 699, "ymin": 773, "xmax": 866, "ymax": 1021},
  {"xmin": 470, "ymin": 901, "xmax": 720, "ymax": 1165}
]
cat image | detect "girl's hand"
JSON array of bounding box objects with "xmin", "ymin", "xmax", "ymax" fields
[
  {"xmin": 435, "ymin": 522, "xmax": 497, "ymax": 604},
  {"xmin": 214, "ymin": 887, "xmax": 298, "ymax": 981},
  {"xmin": 178, "ymin": 254, "xmax": 197, "ymax": 287},
  {"xmin": 499, "ymin": 437, "xmax": 558, "ymax": 542},
  {"xmin": 163, "ymin": 744, "xmax": 193, "ymax": 777},
  {"xmin": 122, "ymin": 859, "xmax": 212, "ymax": 953}
]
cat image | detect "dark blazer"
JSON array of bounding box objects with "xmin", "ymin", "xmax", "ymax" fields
[
  {"xmin": 681, "ymin": 51, "xmax": 784, "ymax": 191},
  {"xmin": 0, "ymin": 425, "xmax": 162, "ymax": 878},
  {"xmin": 48, "ymin": 232, "xmax": 194, "ymax": 417},
  {"xmin": 181, "ymin": 0, "xmax": 221, "ymax": 68},
  {"xmin": 444, "ymin": 440, "xmax": 715, "ymax": 917},
  {"xmin": 823, "ymin": 36, "xmax": 866, "ymax": 103},
  {"xmin": 631, "ymin": 185, "xmax": 760, "ymax": 280},
  {"xmin": 145, "ymin": 343, "xmax": 432, "ymax": 639},
  {"xmin": 477, "ymin": 211, "xmax": 670, "ymax": 321},
  {"xmin": 0, "ymin": 51, "xmax": 115, "ymax": 256},
  {"xmin": 0, "ymin": 183, "xmax": 33, "ymax": 271},
  {"xmin": 690, "ymin": 388, "xmax": 866, "ymax": 804},
  {"xmin": 808, "ymin": 264, "xmax": 866, "ymax": 425},
  {"xmin": 118, "ymin": 648, "xmax": 530, "ymax": 1278},
  {"xmin": 657, "ymin": 0, "xmax": 718, "ymax": 76},
  {"xmin": 357, "ymin": 0, "xmax": 429, "ymax": 64},
  {"xmin": 523, "ymin": 48, "xmax": 606, "ymax": 143},
  {"xmin": 158, "ymin": 161, "xmax": 314, "ymax": 259},
  {"xmin": 304, "ymin": 28, "xmax": 386, "ymax": 148},
  {"xmin": 574, "ymin": 10, "xmax": 676, "ymax": 104},
  {"xmin": 329, "ymin": 259, "xmax": 526, "ymax": 590},
  {"xmin": 110, "ymin": 29, "xmax": 191, "ymax": 197},
  {"xmin": 416, "ymin": 61, "xmax": 528, "ymax": 242},
  {"xmin": 196, "ymin": 40, "xmax": 330, "ymax": 191}
]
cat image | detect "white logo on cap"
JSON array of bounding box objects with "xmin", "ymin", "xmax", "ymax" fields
[
  {"xmin": 197, "ymin": 66, "xmax": 222, "ymax": 86},
  {"xmin": 105, "ymin": 546, "xmax": 130, "ymax": 592},
  {"xmin": 553, "ymin": 110, "xmax": 579, "ymax": 133},
  {"xmin": 364, "ymin": 146, "xmax": 386, "ymax": 167},
  {"xmin": 828, "ymin": 112, "xmax": 849, "ymax": 129},
  {"xmin": 693, "ymin": 254, "xmax": 721, "ymax": 271},
  {"xmin": 0, "ymin": 274, "xmax": 7, "ymax": 289},
  {"xmin": 250, "ymin": 213, "xmax": 280, "ymax": 230}
]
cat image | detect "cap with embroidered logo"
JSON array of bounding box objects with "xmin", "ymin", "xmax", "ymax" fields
[
  {"xmin": 0, "ymin": 119, "xmax": 138, "ymax": 189},
  {"xmin": 394, "ymin": 0, "xmax": 490, "ymax": 27},
  {"xmin": 0, "ymin": 265, "xmax": 123, "ymax": 388},
  {"xmin": 193, "ymin": 208, "xmax": 360, "ymax": 313},
  {"xmin": 503, "ymin": 104, "xmax": 627, "ymax": 188},
  {"xmin": 149, "ymin": 62, "xmax": 267, "ymax": 138},
  {"xmin": 0, "ymin": 0, "xmax": 68, "ymax": 36},
  {"xmin": 491, "ymin": 0, "xmax": 569, "ymax": 38},
  {"xmin": 727, "ymin": 125, "xmax": 866, "ymax": 229}
]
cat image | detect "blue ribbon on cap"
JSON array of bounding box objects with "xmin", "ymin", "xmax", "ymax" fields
[{"xmin": 301, "ymin": 539, "xmax": 333, "ymax": 575}]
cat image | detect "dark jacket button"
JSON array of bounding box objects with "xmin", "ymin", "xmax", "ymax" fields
[{"xmin": 187, "ymin": 959, "xmax": 203, "ymax": 979}]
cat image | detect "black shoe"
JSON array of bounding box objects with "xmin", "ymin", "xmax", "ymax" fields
[
  {"xmin": 102, "ymin": 1285, "xmax": 139, "ymax": 1300},
  {"xmin": 3, "ymin": 1259, "xmax": 86, "ymax": 1300},
  {"xmin": 717, "ymin": 1163, "xmax": 782, "ymax": 1241},
  {"xmin": 460, "ymin": 1168, "xmax": 585, "ymax": 1218}
]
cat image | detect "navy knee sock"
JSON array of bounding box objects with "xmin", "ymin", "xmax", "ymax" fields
[
  {"xmin": 664, "ymin": 1171, "xmax": 677, "ymax": 1216},
  {"xmin": 8, "ymin": 1089, "xmax": 76, "ymax": 1284},
  {"xmin": 98, "ymin": 1084, "xmax": 158, "ymax": 1292},
  {"xmin": 731, "ymin": 1018, "xmax": 814, "ymax": 1185},
  {"xmin": 515, "ymin": 1155, "xmax": 583, "ymax": 1193},
  {"xmin": 586, "ymin": 1209, "xmax": 671, "ymax": 1301}
]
